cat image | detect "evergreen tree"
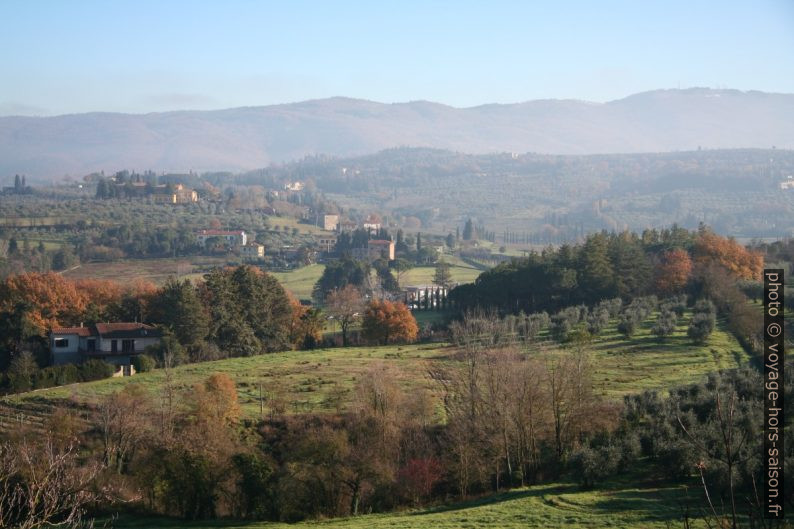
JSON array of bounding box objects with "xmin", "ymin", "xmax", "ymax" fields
[
  {"xmin": 578, "ymin": 233, "xmax": 616, "ymax": 303},
  {"xmin": 462, "ymin": 219, "xmax": 474, "ymax": 240}
]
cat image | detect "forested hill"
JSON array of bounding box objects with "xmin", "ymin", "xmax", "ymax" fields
[{"xmin": 3, "ymin": 88, "xmax": 794, "ymax": 179}]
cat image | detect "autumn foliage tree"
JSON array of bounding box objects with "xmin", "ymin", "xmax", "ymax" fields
[
  {"xmin": 361, "ymin": 301, "xmax": 418, "ymax": 345},
  {"xmin": 0, "ymin": 272, "xmax": 88, "ymax": 336},
  {"xmin": 692, "ymin": 230, "xmax": 763, "ymax": 280},
  {"xmin": 653, "ymin": 248, "xmax": 692, "ymax": 295}
]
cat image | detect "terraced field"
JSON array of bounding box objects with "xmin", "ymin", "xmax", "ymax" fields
[{"xmin": 0, "ymin": 310, "xmax": 749, "ymax": 429}]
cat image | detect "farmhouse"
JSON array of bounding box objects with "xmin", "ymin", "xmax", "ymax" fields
[
  {"xmin": 151, "ymin": 183, "xmax": 198, "ymax": 204},
  {"xmin": 352, "ymin": 239, "xmax": 395, "ymax": 262},
  {"xmin": 50, "ymin": 323, "xmax": 163, "ymax": 376},
  {"xmin": 196, "ymin": 229, "xmax": 247, "ymax": 248},
  {"xmin": 316, "ymin": 234, "xmax": 337, "ymax": 253},
  {"xmin": 323, "ymin": 214, "xmax": 339, "ymax": 231},
  {"xmin": 240, "ymin": 242, "xmax": 265, "ymax": 259}
]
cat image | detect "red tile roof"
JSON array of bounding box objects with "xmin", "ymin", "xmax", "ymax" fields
[
  {"xmin": 197, "ymin": 229, "xmax": 245, "ymax": 236},
  {"xmin": 51, "ymin": 327, "xmax": 92, "ymax": 337},
  {"xmin": 94, "ymin": 322, "xmax": 155, "ymax": 334}
]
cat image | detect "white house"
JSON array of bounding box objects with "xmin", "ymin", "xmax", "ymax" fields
[
  {"xmin": 196, "ymin": 229, "xmax": 247, "ymax": 248},
  {"xmin": 50, "ymin": 323, "xmax": 163, "ymax": 376}
]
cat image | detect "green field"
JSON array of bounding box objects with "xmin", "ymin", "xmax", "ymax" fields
[
  {"xmin": 400, "ymin": 255, "xmax": 484, "ymax": 286},
  {"xmin": 1, "ymin": 310, "xmax": 749, "ymax": 428},
  {"xmin": 111, "ymin": 473, "xmax": 707, "ymax": 529},
  {"xmin": 270, "ymin": 264, "xmax": 326, "ymax": 300}
]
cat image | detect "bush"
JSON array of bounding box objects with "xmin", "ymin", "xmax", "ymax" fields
[
  {"xmin": 132, "ymin": 354, "xmax": 156, "ymax": 373},
  {"xmin": 78, "ymin": 359, "xmax": 116, "ymax": 381},
  {"xmin": 569, "ymin": 444, "xmax": 620, "ymax": 488}
]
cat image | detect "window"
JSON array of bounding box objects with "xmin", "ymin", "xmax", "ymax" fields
[
  {"xmin": 122, "ymin": 339, "xmax": 134, "ymax": 353},
  {"xmin": 54, "ymin": 338, "xmax": 69, "ymax": 348},
  {"xmin": 86, "ymin": 339, "xmax": 96, "ymax": 352},
  {"xmin": 111, "ymin": 340, "xmax": 118, "ymax": 353}
]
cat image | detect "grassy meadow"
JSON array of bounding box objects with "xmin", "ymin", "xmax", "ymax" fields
[
  {"xmin": 1, "ymin": 309, "xmax": 748, "ymax": 429},
  {"xmin": 111, "ymin": 470, "xmax": 707, "ymax": 529}
]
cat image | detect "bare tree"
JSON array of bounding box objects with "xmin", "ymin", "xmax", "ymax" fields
[
  {"xmin": 326, "ymin": 285, "xmax": 365, "ymax": 346},
  {"xmin": 0, "ymin": 434, "xmax": 105, "ymax": 529}
]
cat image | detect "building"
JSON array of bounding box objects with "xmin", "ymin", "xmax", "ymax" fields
[
  {"xmin": 50, "ymin": 323, "xmax": 163, "ymax": 376},
  {"xmin": 151, "ymin": 184, "xmax": 199, "ymax": 204},
  {"xmin": 196, "ymin": 229, "xmax": 247, "ymax": 248},
  {"xmin": 241, "ymin": 242, "xmax": 265, "ymax": 259},
  {"xmin": 323, "ymin": 214, "xmax": 339, "ymax": 231},
  {"xmin": 316, "ymin": 234, "xmax": 338, "ymax": 253},
  {"xmin": 284, "ymin": 181, "xmax": 305, "ymax": 191},
  {"xmin": 363, "ymin": 214, "xmax": 382, "ymax": 234},
  {"xmin": 351, "ymin": 240, "xmax": 396, "ymax": 262}
]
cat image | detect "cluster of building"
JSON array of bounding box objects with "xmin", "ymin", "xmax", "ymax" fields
[{"xmin": 195, "ymin": 229, "xmax": 264, "ymax": 258}]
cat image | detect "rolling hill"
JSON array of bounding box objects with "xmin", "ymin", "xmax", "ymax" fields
[{"xmin": 2, "ymin": 88, "xmax": 793, "ymax": 179}]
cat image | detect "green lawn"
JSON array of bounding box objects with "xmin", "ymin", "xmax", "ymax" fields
[
  {"xmin": 400, "ymin": 255, "xmax": 483, "ymax": 286},
  {"xmin": 270, "ymin": 264, "xmax": 325, "ymax": 300},
  {"xmin": 111, "ymin": 475, "xmax": 709, "ymax": 528}
]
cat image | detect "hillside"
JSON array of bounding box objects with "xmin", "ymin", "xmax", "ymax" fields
[
  {"xmin": 3, "ymin": 88, "xmax": 794, "ymax": 179},
  {"xmin": 0, "ymin": 311, "xmax": 748, "ymax": 430}
]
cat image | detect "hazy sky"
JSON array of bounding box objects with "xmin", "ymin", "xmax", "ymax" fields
[{"xmin": 1, "ymin": 0, "xmax": 793, "ymax": 115}]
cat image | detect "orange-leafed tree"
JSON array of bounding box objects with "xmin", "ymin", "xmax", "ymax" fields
[
  {"xmin": 0, "ymin": 272, "xmax": 88, "ymax": 335},
  {"xmin": 287, "ymin": 294, "xmax": 324, "ymax": 349},
  {"xmin": 361, "ymin": 300, "xmax": 418, "ymax": 345},
  {"xmin": 692, "ymin": 230, "xmax": 763, "ymax": 280},
  {"xmin": 193, "ymin": 372, "xmax": 240, "ymax": 427},
  {"xmin": 74, "ymin": 279, "xmax": 124, "ymax": 322},
  {"xmin": 653, "ymin": 248, "xmax": 693, "ymax": 294}
]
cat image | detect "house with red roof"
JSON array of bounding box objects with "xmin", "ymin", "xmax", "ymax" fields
[{"xmin": 50, "ymin": 322, "xmax": 163, "ymax": 376}]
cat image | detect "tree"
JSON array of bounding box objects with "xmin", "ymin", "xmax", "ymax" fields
[
  {"xmin": 433, "ymin": 259, "xmax": 453, "ymax": 289},
  {"xmin": 150, "ymin": 278, "xmax": 210, "ymax": 351},
  {"xmin": 654, "ymin": 248, "xmax": 692, "ymax": 295},
  {"xmin": 416, "ymin": 232, "xmax": 422, "ymax": 251},
  {"xmin": 0, "ymin": 272, "xmax": 88, "ymax": 336},
  {"xmin": 313, "ymin": 258, "xmax": 369, "ymax": 303},
  {"xmin": 326, "ymin": 285, "xmax": 365, "ymax": 346},
  {"xmin": 688, "ymin": 312, "xmax": 715, "ymax": 344},
  {"xmin": 462, "ymin": 219, "xmax": 474, "ymax": 241},
  {"xmin": 445, "ymin": 233, "xmax": 455, "ymax": 248},
  {"xmin": 692, "ymin": 230, "xmax": 763, "ymax": 280},
  {"xmin": 651, "ymin": 310, "xmax": 677, "ymax": 341},
  {"xmin": 361, "ymin": 300, "xmax": 418, "ymax": 345}
]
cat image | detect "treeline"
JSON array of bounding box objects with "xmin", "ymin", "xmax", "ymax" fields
[{"xmin": 450, "ymin": 226, "xmax": 761, "ymax": 315}]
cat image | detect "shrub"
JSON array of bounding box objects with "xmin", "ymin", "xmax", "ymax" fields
[
  {"xmin": 132, "ymin": 354, "xmax": 156, "ymax": 373},
  {"xmin": 78, "ymin": 359, "xmax": 116, "ymax": 381}
]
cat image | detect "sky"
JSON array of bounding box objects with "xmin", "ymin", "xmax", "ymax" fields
[{"xmin": 1, "ymin": 0, "xmax": 793, "ymax": 115}]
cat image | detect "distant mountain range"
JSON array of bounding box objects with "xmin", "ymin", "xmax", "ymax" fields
[{"xmin": 1, "ymin": 88, "xmax": 793, "ymax": 180}]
